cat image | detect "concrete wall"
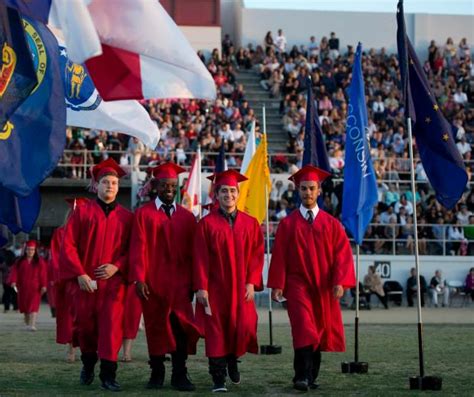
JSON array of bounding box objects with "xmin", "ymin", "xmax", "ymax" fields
[
  {"xmin": 180, "ymin": 26, "xmax": 222, "ymax": 56},
  {"xmin": 235, "ymin": 7, "xmax": 474, "ymax": 60}
]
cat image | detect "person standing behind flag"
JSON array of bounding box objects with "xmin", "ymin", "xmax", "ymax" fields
[
  {"xmin": 9, "ymin": 240, "xmax": 47, "ymax": 331},
  {"xmin": 268, "ymin": 165, "xmax": 355, "ymax": 391},
  {"xmin": 129, "ymin": 163, "xmax": 201, "ymax": 391},
  {"xmin": 60, "ymin": 158, "xmax": 133, "ymax": 392},
  {"xmin": 51, "ymin": 197, "xmax": 89, "ymax": 363},
  {"xmin": 193, "ymin": 170, "xmax": 264, "ymax": 392}
]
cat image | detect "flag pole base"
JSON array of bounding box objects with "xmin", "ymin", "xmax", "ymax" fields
[
  {"xmin": 341, "ymin": 361, "xmax": 368, "ymax": 374},
  {"xmin": 260, "ymin": 345, "xmax": 282, "ymax": 355},
  {"xmin": 409, "ymin": 376, "xmax": 442, "ymax": 391}
]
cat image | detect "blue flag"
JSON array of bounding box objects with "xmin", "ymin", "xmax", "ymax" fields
[
  {"xmin": 0, "ymin": 16, "xmax": 66, "ymax": 197},
  {"xmin": 0, "ymin": 4, "xmax": 37, "ymax": 128},
  {"xmin": 0, "ymin": 225, "xmax": 8, "ymax": 247},
  {"xmin": 0, "ymin": 186, "xmax": 41, "ymax": 234},
  {"xmin": 215, "ymin": 140, "xmax": 227, "ymax": 173},
  {"xmin": 303, "ymin": 81, "xmax": 331, "ymax": 172},
  {"xmin": 4, "ymin": 0, "xmax": 51, "ymax": 24},
  {"xmin": 342, "ymin": 43, "xmax": 378, "ymax": 245},
  {"xmin": 396, "ymin": 0, "xmax": 467, "ymax": 209}
]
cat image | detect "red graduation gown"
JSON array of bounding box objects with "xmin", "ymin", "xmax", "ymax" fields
[
  {"xmin": 9, "ymin": 257, "xmax": 47, "ymax": 313},
  {"xmin": 50, "ymin": 226, "xmax": 76, "ymax": 345},
  {"xmin": 193, "ymin": 210, "xmax": 264, "ymax": 358},
  {"xmin": 129, "ymin": 202, "xmax": 200, "ymax": 356},
  {"xmin": 60, "ymin": 200, "xmax": 133, "ymax": 361},
  {"xmin": 267, "ymin": 210, "xmax": 355, "ymax": 352},
  {"xmin": 46, "ymin": 247, "xmax": 57, "ymax": 310}
]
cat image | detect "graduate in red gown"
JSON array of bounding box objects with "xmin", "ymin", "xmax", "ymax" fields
[
  {"xmin": 9, "ymin": 240, "xmax": 47, "ymax": 331},
  {"xmin": 268, "ymin": 165, "xmax": 356, "ymax": 391},
  {"xmin": 60, "ymin": 158, "xmax": 133, "ymax": 392},
  {"xmin": 129, "ymin": 163, "xmax": 200, "ymax": 391},
  {"xmin": 193, "ymin": 170, "xmax": 264, "ymax": 392},
  {"xmin": 50, "ymin": 197, "xmax": 89, "ymax": 362}
]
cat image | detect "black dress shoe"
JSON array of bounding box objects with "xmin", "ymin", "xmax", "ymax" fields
[
  {"xmin": 227, "ymin": 362, "xmax": 241, "ymax": 385},
  {"xmin": 309, "ymin": 382, "xmax": 320, "ymax": 390},
  {"xmin": 80, "ymin": 368, "xmax": 95, "ymax": 385},
  {"xmin": 294, "ymin": 378, "xmax": 309, "ymax": 391},
  {"xmin": 146, "ymin": 378, "xmax": 164, "ymax": 389},
  {"xmin": 101, "ymin": 379, "xmax": 122, "ymax": 392},
  {"xmin": 171, "ymin": 372, "xmax": 196, "ymax": 391}
]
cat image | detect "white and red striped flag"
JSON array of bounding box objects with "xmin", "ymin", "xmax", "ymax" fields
[{"xmin": 50, "ymin": 0, "xmax": 216, "ymax": 101}]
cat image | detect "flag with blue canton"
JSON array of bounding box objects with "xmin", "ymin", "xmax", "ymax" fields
[
  {"xmin": 0, "ymin": 186, "xmax": 41, "ymax": 234},
  {"xmin": 342, "ymin": 43, "xmax": 378, "ymax": 245},
  {"xmin": 0, "ymin": 16, "xmax": 66, "ymax": 197},
  {"xmin": 396, "ymin": 0, "xmax": 467, "ymax": 209},
  {"xmin": 0, "ymin": 4, "xmax": 37, "ymax": 128},
  {"xmin": 303, "ymin": 80, "xmax": 331, "ymax": 172},
  {"xmin": 4, "ymin": 0, "xmax": 51, "ymax": 24}
]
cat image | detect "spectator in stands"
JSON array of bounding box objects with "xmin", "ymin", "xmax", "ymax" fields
[
  {"xmin": 464, "ymin": 215, "xmax": 474, "ymax": 255},
  {"xmin": 447, "ymin": 219, "xmax": 466, "ymax": 255},
  {"xmin": 456, "ymin": 204, "xmax": 473, "ymax": 225},
  {"xmin": 328, "ymin": 32, "xmax": 339, "ymax": 60},
  {"xmin": 274, "ymin": 29, "xmax": 287, "ymax": 55},
  {"xmin": 363, "ymin": 265, "xmax": 388, "ymax": 309},
  {"xmin": 127, "ymin": 137, "xmax": 145, "ymax": 172},
  {"xmin": 264, "ymin": 31, "xmax": 274, "ymax": 53},
  {"xmin": 429, "ymin": 270, "xmax": 450, "ymax": 307},
  {"xmin": 464, "ymin": 267, "xmax": 474, "ymax": 302},
  {"xmin": 406, "ymin": 268, "xmax": 427, "ymax": 307}
]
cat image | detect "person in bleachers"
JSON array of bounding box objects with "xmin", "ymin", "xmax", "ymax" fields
[
  {"xmin": 429, "ymin": 270, "xmax": 450, "ymax": 307},
  {"xmin": 407, "ymin": 268, "xmax": 427, "ymax": 307}
]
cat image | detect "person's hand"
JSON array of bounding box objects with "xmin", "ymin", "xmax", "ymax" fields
[
  {"xmin": 94, "ymin": 264, "xmax": 118, "ymax": 280},
  {"xmin": 196, "ymin": 289, "xmax": 209, "ymax": 306},
  {"xmin": 40, "ymin": 287, "xmax": 47, "ymax": 295},
  {"xmin": 333, "ymin": 285, "xmax": 344, "ymax": 299},
  {"xmin": 135, "ymin": 282, "xmax": 150, "ymax": 300},
  {"xmin": 77, "ymin": 274, "xmax": 95, "ymax": 293},
  {"xmin": 271, "ymin": 288, "xmax": 283, "ymax": 302},
  {"xmin": 245, "ymin": 284, "xmax": 255, "ymax": 302}
]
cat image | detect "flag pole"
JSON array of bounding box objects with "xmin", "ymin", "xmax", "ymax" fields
[
  {"xmin": 197, "ymin": 145, "xmax": 202, "ymax": 220},
  {"xmin": 260, "ymin": 104, "xmax": 281, "ymax": 355},
  {"xmin": 407, "ymin": 116, "xmax": 426, "ymax": 379},
  {"xmin": 131, "ymin": 153, "xmax": 138, "ymax": 210},
  {"xmin": 355, "ymin": 244, "xmax": 360, "ymax": 363}
]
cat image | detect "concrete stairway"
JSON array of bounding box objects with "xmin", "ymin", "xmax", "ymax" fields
[{"xmin": 235, "ymin": 69, "xmax": 288, "ymax": 152}]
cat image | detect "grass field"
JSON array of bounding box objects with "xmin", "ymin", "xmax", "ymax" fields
[{"xmin": 0, "ymin": 317, "xmax": 473, "ymax": 396}]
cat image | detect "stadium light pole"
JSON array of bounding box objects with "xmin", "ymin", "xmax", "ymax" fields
[
  {"xmin": 260, "ymin": 104, "xmax": 281, "ymax": 355},
  {"xmin": 407, "ymin": 117, "xmax": 442, "ymax": 391}
]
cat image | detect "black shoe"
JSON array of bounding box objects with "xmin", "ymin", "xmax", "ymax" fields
[
  {"xmin": 309, "ymin": 382, "xmax": 320, "ymax": 390},
  {"xmin": 212, "ymin": 382, "xmax": 228, "ymax": 392},
  {"xmin": 171, "ymin": 372, "xmax": 196, "ymax": 391},
  {"xmin": 227, "ymin": 362, "xmax": 241, "ymax": 385},
  {"xmin": 80, "ymin": 367, "xmax": 95, "ymax": 385},
  {"xmin": 146, "ymin": 377, "xmax": 164, "ymax": 389},
  {"xmin": 294, "ymin": 378, "xmax": 309, "ymax": 391},
  {"xmin": 101, "ymin": 379, "xmax": 122, "ymax": 392}
]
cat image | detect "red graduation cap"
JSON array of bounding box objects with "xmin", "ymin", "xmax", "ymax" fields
[
  {"xmin": 151, "ymin": 162, "xmax": 186, "ymax": 179},
  {"xmin": 65, "ymin": 197, "xmax": 89, "ymax": 209},
  {"xmin": 207, "ymin": 169, "xmax": 248, "ymax": 187},
  {"xmin": 288, "ymin": 165, "xmax": 331, "ymax": 186},
  {"xmin": 91, "ymin": 158, "xmax": 127, "ymax": 182},
  {"xmin": 25, "ymin": 240, "xmax": 37, "ymax": 248}
]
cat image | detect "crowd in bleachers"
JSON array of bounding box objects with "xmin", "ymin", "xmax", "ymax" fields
[{"xmin": 52, "ymin": 30, "xmax": 474, "ymax": 256}]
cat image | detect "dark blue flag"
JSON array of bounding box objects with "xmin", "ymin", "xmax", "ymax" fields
[
  {"xmin": 0, "ymin": 225, "xmax": 8, "ymax": 247},
  {"xmin": 0, "ymin": 4, "xmax": 37, "ymax": 127},
  {"xmin": 303, "ymin": 81, "xmax": 331, "ymax": 172},
  {"xmin": 4, "ymin": 0, "xmax": 51, "ymax": 24},
  {"xmin": 342, "ymin": 43, "xmax": 378, "ymax": 245},
  {"xmin": 0, "ymin": 16, "xmax": 66, "ymax": 197},
  {"xmin": 396, "ymin": 0, "xmax": 467, "ymax": 209},
  {"xmin": 215, "ymin": 139, "xmax": 226, "ymax": 172},
  {"xmin": 0, "ymin": 186, "xmax": 41, "ymax": 234}
]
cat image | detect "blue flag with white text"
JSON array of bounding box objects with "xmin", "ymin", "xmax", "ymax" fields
[
  {"xmin": 396, "ymin": 0, "xmax": 467, "ymax": 209},
  {"xmin": 342, "ymin": 43, "xmax": 378, "ymax": 245},
  {"xmin": 0, "ymin": 16, "xmax": 66, "ymax": 197}
]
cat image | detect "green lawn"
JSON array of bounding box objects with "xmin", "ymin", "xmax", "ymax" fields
[{"xmin": 0, "ymin": 322, "xmax": 473, "ymax": 396}]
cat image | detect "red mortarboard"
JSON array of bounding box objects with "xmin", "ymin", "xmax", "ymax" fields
[
  {"xmin": 91, "ymin": 158, "xmax": 127, "ymax": 182},
  {"xmin": 65, "ymin": 197, "xmax": 89, "ymax": 209},
  {"xmin": 207, "ymin": 169, "xmax": 248, "ymax": 187},
  {"xmin": 288, "ymin": 165, "xmax": 331, "ymax": 186},
  {"xmin": 151, "ymin": 163, "xmax": 186, "ymax": 179},
  {"xmin": 25, "ymin": 240, "xmax": 37, "ymax": 248}
]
